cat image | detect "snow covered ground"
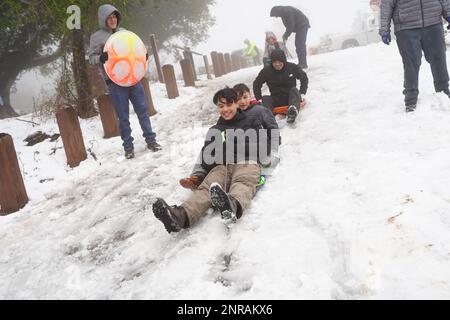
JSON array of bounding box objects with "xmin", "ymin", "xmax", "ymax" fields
[{"xmin": 1, "ymin": 43, "xmax": 450, "ymax": 299}]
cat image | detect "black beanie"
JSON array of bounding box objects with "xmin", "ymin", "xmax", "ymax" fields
[{"xmin": 270, "ymin": 49, "xmax": 287, "ymax": 64}]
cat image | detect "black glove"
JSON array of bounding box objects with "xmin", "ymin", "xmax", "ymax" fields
[
  {"xmin": 146, "ymin": 53, "xmax": 149, "ymax": 61},
  {"xmin": 447, "ymin": 17, "xmax": 450, "ymax": 30},
  {"xmin": 100, "ymin": 52, "xmax": 108, "ymax": 64},
  {"xmin": 381, "ymin": 34, "xmax": 391, "ymax": 45}
]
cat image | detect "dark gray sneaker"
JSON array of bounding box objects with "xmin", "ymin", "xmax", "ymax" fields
[
  {"xmin": 209, "ymin": 183, "xmax": 238, "ymax": 223},
  {"xmin": 125, "ymin": 149, "xmax": 135, "ymax": 159},
  {"xmin": 147, "ymin": 142, "xmax": 161, "ymax": 152},
  {"xmin": 405, "ymin": 105, "xmax": 416, "ymax": 113}
]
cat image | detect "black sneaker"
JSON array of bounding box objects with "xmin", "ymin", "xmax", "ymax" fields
[
  {"xmin": 405, "ymin": 105, "xmax": 416, "ymax": 113},
  {"xmin": 152, "ymin": 198, "xmax": 186, "ymax": 233},
  {"xmin": 125, "ymin": 149, "xmax": 135, "ymax": 159},
  {"xmin": 286, "ymin": 105, "xmax": 298, "ymax": 123},
  {"xmin": 147, "ymin": 142, "xmax": 161, "ymax": 152},
  {"xmin": 209, "ymin": 183, "xmax": 238, "ymax": 223}
]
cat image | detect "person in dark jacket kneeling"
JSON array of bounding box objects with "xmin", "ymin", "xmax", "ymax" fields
[{"xmin": 253, "ymin": 49, "xmax": 308, "ymax": 124}]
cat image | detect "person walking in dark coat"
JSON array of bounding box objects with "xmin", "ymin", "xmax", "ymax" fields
[
  {"xmin": 270, "ymin": 5, "xmax": 310, "ymax": 69},
  {"xmin": 253, "ymin": 49, "xmax": 308, "ymax": 124},
  {"xmin": 379, "ymin": 0, "xmax": 450, "ymax": 112}
]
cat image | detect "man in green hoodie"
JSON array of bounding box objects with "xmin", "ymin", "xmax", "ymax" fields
[{"xmin": 88, "ymin": 4, "xmax": 161, "ymax": 159}]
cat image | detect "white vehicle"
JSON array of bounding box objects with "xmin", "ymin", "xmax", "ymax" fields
[
  {"xmin": 323, "ymin": 13, "xmax": 380, "ymax": 51},
  {"xmin": 310, "ymin": 12, "xmax": 385, "ymax": 55}
]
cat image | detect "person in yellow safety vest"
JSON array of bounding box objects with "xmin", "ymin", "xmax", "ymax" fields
[{"xmin": 243, "ymin": 39, "xmax": 261, "ymax": 66}]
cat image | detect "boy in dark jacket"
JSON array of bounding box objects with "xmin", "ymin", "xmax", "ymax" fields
[
  {"xmin": 180, "ymin": 84, "xmax": 280, "ymax": 190},
  {"xmin": 253, "ymin": 49, "xmax": 308, "ymax": 124},
  {"xmin": 88, "ymin": 4, "xmax": 161, "ymax": 159},
  {"xmin": 270, "ymin": 5, "xmax": 310, "ymax": 68},
  {"xmin": 153, "ymin": 89, "xmax": 270, "ymax": 233}
]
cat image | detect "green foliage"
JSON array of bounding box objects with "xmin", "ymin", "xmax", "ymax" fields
[{"xmin": 0, "ymin": 0, "xmax": 216, "ymax": 117}]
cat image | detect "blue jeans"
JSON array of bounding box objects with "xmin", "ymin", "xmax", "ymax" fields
[
  {"xmin": 396, "ymin": 23, "xmax": 449, "ymax": 106},
  {"xmin": 108, "ymin": 82, "xmax": 157, "ymax": 151},
  {"xmin": 295, "ymin": 26, "xmax": 309, "ymax": 67}
]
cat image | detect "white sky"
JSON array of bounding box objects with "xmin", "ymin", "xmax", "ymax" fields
[{"xmin": 194, "ymin": 0, "xmax": 371, "ymax": 54}]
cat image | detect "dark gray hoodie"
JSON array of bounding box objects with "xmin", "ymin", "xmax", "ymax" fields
[
  {"xmin": 88, "ymin": 4, "xmax": 124, "ymax": 80},
  {"xmin": 270, "ymin": 6, "xmax": 310, "ymax": 40}
]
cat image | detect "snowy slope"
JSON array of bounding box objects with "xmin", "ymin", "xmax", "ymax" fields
[{"xmin": 1, "ymin": 43, "xmax": 450, "ymax": 299}]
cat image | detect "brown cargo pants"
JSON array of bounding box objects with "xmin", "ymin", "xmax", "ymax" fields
[{"xmin": 182, "ymin": 163, "xmax": 261, "ymax": 227}]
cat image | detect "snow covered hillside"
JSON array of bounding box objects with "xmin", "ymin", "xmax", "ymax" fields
[{"xmin": 1, "ymin": 43, "xmax": 450, "ymax": 299}]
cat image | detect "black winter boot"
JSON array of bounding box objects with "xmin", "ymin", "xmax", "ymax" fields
[
  {"xmin": 405, "ymin": 104, "xmax": 416, "ymax": 113},
  {"xmin": 286, "ymin": 105, "xmax": 299, "ymax": 123},
  {"xmin": 153, "ymin": 198, "xmax": 188, "ymax": 233},
  {"xmin": 147, "ymin": 142, "xmax": 162, "ymax": 152},
  {"xmin": 125, "ymin": 149, "xmax": 135, "ymax": 159},
  {"xmin": 209, "ymin": 183, "xmax": 240, "ymax": 223}
]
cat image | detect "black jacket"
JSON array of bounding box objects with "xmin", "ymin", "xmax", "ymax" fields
[
  {"xmin": 200, "ymin": 110, "xmax": 271, "ymax": 171},
  {"xmin": 270, "ymin": 6, "xmax": 310, "ymax": 39},
  {"xmin": 253, "ymin": 50, "xmax": 308, "ymax": 105}
]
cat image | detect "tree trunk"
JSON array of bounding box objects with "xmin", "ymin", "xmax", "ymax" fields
[
  {"xmin": 72, "ymin": 28, "xmax": 96, "ymax": 119},
  {"xmin": 0, "ymin": 35, "xmax": 66, "ymax": 120},
  {"xmin": 0, "ymin": 80, "xmax": 19, "ymax": 119}
]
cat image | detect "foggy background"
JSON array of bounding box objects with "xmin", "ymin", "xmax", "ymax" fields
[
  {"xmin": 12, "ymin": 0, "xmax": 371, "ymax": 114},
  {"xmin": 194, "ymin": 0, "xmax": 370, "ymax": 53}
]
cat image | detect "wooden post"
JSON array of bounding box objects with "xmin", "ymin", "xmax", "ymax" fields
[
  {"xmin": 203, "ymin": 55, "xmax": 213, "ymax": 80},
  {"xmin": 140, "ymin": 78, "xmax": 157, "ymax": 116},
  {"xmin": 240, "ymin": 56, "xmax": 248, "ymax": 69},
  {"xmin": 86, "ymin": 63, "xmax": 107, "ymax": 98},
  {"xmin": 0, "ymin": 133, "xmax": 28, "ymax": 215},
  {"xmin": 56, "ymin": 107, "xmax": 87, "ymax": 168},
  {"xmin": 97, "ymin": 95, "xmax": 120, "ymax": 139},
  {"xmin": 231, "ymin": 53, "xmax": 241, "ymax": 71},
  {"xmin": 149, "ymin": 34, "xmax": 164, "ymax": 84},
  {"xmin": 218, "ymin": 53, "xmax": 226, "ymax": 75},
  {"xmin": 162, "ymin": 64, "xmax": 179, "ymax": 99},
  {"xmin": 224, "ymin": 53, "xmax": 232, "ymax": 74},
  {"xmin": 183, "ymin": 48, "xmax": 198, "ymax": 81},
  {"xmin": 180, "ymin": 59, "xmax": 196, "ymax": 87},
  {"xmin": 211, "ymin": 51, "xmax": 221, "ymax": 78}
]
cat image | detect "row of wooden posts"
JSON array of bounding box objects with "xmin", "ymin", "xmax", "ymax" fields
[{"xmin": 0, "ymin": 34, "xmax": 252, "ymax": 216}]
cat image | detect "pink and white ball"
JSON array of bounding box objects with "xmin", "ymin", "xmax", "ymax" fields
[{"xmin": 103, "ymin": 30, "xmax": 148, "ymax": 87}]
